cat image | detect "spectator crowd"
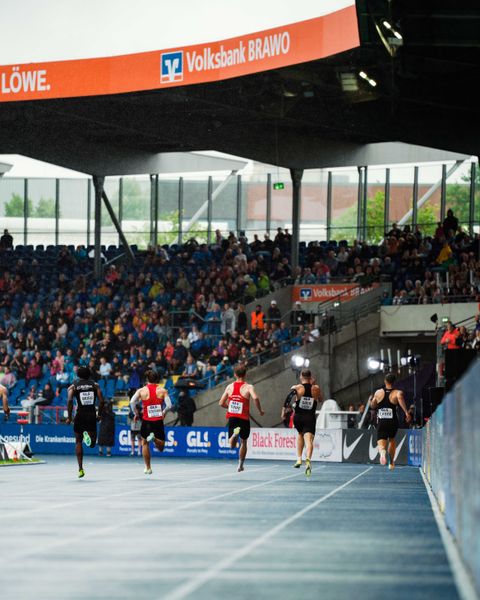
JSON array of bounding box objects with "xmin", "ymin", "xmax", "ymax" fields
[{"xmin": 0, "ymin": 210, "xmax": 479, "ymax": 408}]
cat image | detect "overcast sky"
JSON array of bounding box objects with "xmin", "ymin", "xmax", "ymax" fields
[{"xmin": 0, "ymin": 0, "xmax": 353, "ymax": 63}]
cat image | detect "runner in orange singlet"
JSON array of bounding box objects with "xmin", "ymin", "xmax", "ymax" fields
[{"xmin": 219, "ymin": 364, "xmax": 264, "ymax": 472}]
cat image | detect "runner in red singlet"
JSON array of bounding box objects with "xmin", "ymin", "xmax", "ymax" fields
[
  {"xmin": 219, "ymin": 364, "xmax": 264, "ymax": 472},
  {"xmin": 129, "ymin": 370, "xmax": 171, "ymax": 475}
]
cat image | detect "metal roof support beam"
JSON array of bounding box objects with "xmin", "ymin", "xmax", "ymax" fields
[
  {"xmin": 23, "ymin": 178, "xmax": 28, "ymax": 245},
  {"xmin": 326, "ymin": 171, "xmax": 332, "ymax": 242},
  {"xmin": 101, "ymin": 188, "xmax": 135, "ymax": 266},
  {"xmin": 362, "ymin": 166, "xmax": 368, "ymax": 242},
  {"xmin": 356, "ymin": 167, "xmax": 364, "ymax": 241},
  {"xmin": 440, "ymin": 164, "xmax": 447, "ymax": 222},
  {"xmin": 469, "ymin": 162, "xmax": 476, "ymax": 236},
  {"xmin": 397, "ymin": 160, "xmax": 464, "ymax": 226},
  {"xmin": 55, "ymin": 179, "xmax": 60, "ymax": 245},
  {"xmin": 118, "ymin": 177, "xmax": 124, "ymax": 247},
  {"xmin": 266, "ymin": 174, "xmax": 272, "ymax": 236},
  {"xmin": 384, "ymin": 168, "xmax": 390, "ymax": 233},
  {"xmin": 290, "ymin": 168, "xmax": 303, "ymax": 272},
  {"xmin": 178, "ymin": 177, "xmax": 184, "ymax": 245},
  {"xmin": 236, "ymin": 174, "xmax": 243, "ymax": 236},
  {"xmin": 412, "ymin": 166, "xmax": 419, "ymax": 230},
  {"xmin": 92, "ymin": 175, "xmax": 104, "ymax": 279},
  {"xmin": 180, "ymin": 170, "xmax": 238, "ymax": 241}
]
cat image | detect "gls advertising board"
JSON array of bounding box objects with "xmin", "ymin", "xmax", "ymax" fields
[
  {"xmin": 0, "ymin": 5, "xmax": 359, "ymax": 102},
  {"xmin": 0, "ymin": 424, "xmax": 421, "ymax": 465}
]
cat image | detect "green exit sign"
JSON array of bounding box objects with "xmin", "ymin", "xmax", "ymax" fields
[{"xmin": 273, "ymin": 182, "xmax": 284, "ymax": 190}]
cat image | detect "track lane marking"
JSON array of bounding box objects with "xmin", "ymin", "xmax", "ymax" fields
[{"xmin": 166, "ymin": 465, "xmax": 373, "ymax": 600}]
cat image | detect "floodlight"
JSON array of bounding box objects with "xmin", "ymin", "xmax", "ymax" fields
[
  {"xmin": 291, "ymin": 355, "xmax": 310, "ymax": 371},
  {"xmin": 367, "ymin": 357, "xmax": 381, "ymax": 371}
]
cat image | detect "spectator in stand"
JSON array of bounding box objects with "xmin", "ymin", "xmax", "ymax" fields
[
  {"xmin": 236, "ymin": 304, "xmax": 248, "ymax": 335},
  {"xmin": 0, "ymin": 366, "xmax": 16, "ymax": 391},
  {"xmin": 98, "ymin": 356, "xmax": 113, "ymax": 380},
  {"xmin": 443, "ymin": 209, "xmax": 459, "ymax": 237},
  {"xmin": 440, "ymin": 321, "xmax": 460, "ymax": 350},
  {"xmin": 25, "ymin": 357, "xmax": 42, "ymax": 388},
  {"xmin": 0, "ymin": 229, "xmax": 13, "ymax": 250},
  {"xmin": 180, "ymin": 355, "xmax": 199, "ymax": 380},
  {"xmin": 455, "ymin": 325, "xmax": 472, "ymax": 348},
  {"xmin": 220, "ymin": 303, "xmax": 236, "ymax": 337},
  {"xmin": 267, "ymin": 299, "xmax": 281, "ymax": 325},
  {"xmin": 291, "ymin": 300, "xmax": 307, "ymax": 333},
  {"xmin": 251, "ymin": 304, "xmax": 265, "ymax": 334}
]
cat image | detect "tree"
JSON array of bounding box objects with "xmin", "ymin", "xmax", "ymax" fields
[
  {"xmin": 333, "ymin": 191, "xmax": 437, "ymax": 243},
  {"xmin": 35, "ymin": 197, "xmax": 57, "ymax": 218},
  {"xmin": 4, "ymin": 193, "xmax": 32, "ymax": 217}
]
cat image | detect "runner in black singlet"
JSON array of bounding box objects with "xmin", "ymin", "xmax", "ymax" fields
[
  {"xmin": 289, "ymin": 369, "xmax": 323, "ymax": 477},
  {"xmin": 66, "ymin": 367, "xmax": 105, "ymax": 478},
  {"xmin": 371, "ymin": 373, "xmax": 411, "ymax": 470}
]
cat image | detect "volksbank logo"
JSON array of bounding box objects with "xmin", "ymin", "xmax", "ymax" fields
[
  {"xmin": 300, "ymin": 288, "xmax": 312, "ymax": 300},
  {"xmin": 160, "ymin": 51, "xmax": 183, "ymax": 83}
]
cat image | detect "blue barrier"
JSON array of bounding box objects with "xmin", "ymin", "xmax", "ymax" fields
[
  {"xmin": 422, "ymin": 358, "xmax": 480, "ymax": 596},
  {"xmin": 0, "ymin": 423, "xmax": 239, "ymax": 459},
  {"xmin": 407, "ymin": 429, "xmax": 422, "ymax": 467}
]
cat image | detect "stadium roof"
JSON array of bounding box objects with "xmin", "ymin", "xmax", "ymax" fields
[{"xmin": 0, "ymin": 0, "xmax": 478, "ymax": 175}]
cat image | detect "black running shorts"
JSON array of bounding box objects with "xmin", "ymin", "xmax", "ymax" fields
[
  {"xmin": 228, "ymin": 417, "xmax": 251, "ymax": 440},
  {"xmin": 293, "ymin": 413, "xmax": 316, "ymax": 435},
  {"xmin": 73, "ymin": 413, "xmax": 97, "ymax": 435},
  {"xmin": 376, "ymin": 423, "xmax": 398, "ymax": 441},
  {"xmin": 141, "ymin": 419, "xmax": 165, "ymax": 441}
]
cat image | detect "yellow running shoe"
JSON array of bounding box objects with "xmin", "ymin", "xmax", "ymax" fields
[
  {"xmin": 305, "ymin": 459, "xmax": 312, "ymax": 478},
  {"xmin": 78, "ymin": 469, "xmax": 85, "ymax": 478},
  {"xmin": 293, "ymin": 460, "xmax": 302, "ymax": 468},
  {"xmin": 82, "ymin": 431, "xmax": 91, "ymax": 447}
]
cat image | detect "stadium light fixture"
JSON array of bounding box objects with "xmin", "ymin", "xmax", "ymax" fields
[
  {"xmin": 359, "ymin": 71, "xmax": 377, "ymax": 88},
  {"xmin": 382, "ymin": 20, "xmax": 403, "ymax": 40},
  {"xmin": 367, "ymin": 357, "xmax": 388, "ymax": 373},
  {"xmin": 291, "ymin": 355, "xmax": 310, "ymax": 372}
]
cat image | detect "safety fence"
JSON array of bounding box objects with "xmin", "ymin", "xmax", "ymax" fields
[{"xmin": 422, "ymin": 358, "xmax": 480, "ymax": 595}]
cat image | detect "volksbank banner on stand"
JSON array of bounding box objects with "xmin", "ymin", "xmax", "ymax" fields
[{"xmin": 0, "ymin": 424, "xmax": 239, "ymax": 459}]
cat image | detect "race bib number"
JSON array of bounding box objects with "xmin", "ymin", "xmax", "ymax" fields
[
  {"xmin": 299, "ymin": 396, "xmax": 314, "ymax": 410},
  {"xmin": 228, "ymin": 400, "xmax": 243, "ymax": 415},
  {"xmin": 79, "ymin": 391, "xmax": 94, "ymax": 406},
  {"xmin": 378, "ymin": 408, "xmax": 393, "ymax": 419},
  {"xmin": 147, "ymin": 404, "xmax": 163, "ymax": 418}
]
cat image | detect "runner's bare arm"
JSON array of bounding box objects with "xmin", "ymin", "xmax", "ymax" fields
[
  {"xmin": 370, "ymin": 389, "xmax": 384, "ymax": 409},
  {"xmin": 250, "ymin": 385, "xmax": 265, "ymax": 417},
  {"xmin": 312, "ymin": 384, "xmax": 323, "ymax": 403},
  {"xmin": 66, "ymin": 385, "xmax": 75, "ymax": 423},
  {"xmin": 219, "ymin": 384, "xmax": 232, "ymax": 408},
  {"xmin": 396, "ymin": 390, "xmax": 411, "ymax": 422}
]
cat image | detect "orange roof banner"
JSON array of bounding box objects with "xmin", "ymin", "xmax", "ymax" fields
[{"xmin": 0, "ymin": 6, "xmax": 359, "ymax": 102}]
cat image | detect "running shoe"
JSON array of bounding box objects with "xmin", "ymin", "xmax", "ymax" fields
[
  {"xmin": 82, "ymin": 431, "xmax": 92, "ymax": 447},
  {"xmin": 144, "ymin": 467, "xmax": 153, "ymax": 475},
  {"xmin": 379, "ymin": 450, "xmax": 387, "ymax": 466},
  {"xmin": 233, "ymin": 427, "xmax": 241, "ymax": 437},
  {"xmin": 237, "ymin": 463, "xmax": 245, "ymax": 472},
  {"xmin": 305, "ymin": 459, "xmax": 312, "ymax": 478},
  {"xmin": 78, "ymin": 469, "xmax": 85, "ymax": 478},
  {"xmin": 389, "ymin": 462, "xmax": 395, "ymax": 471},
  {"xmin": 146, "ymin": 432, "xmax": 155, "ymax": 442},
  {"xmin": 293, "ymin": 460, "xmax": 302, "ymax": 468}
]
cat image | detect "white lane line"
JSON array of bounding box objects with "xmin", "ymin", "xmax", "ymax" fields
[
  {"xmin": 420, "ymin": 468, "xmax": 478, "ymax": 600},
  {"xmin": 166, "ymin": 465, "xmax": 373, "ymax": 600},
  {"xmin": 0, "ymin": 464, "xmax": 279, "ymax": 521},
  {"xmin": 4, "ymin": 467, "xmax": 309, "ymax": 560}
]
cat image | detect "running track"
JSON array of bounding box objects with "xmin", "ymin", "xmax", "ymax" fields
[{"xmin": 0, "ymin": 457, "xmax": 460, "ymax": 600}]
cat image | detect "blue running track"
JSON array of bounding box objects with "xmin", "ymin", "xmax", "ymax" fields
[{"xmin": 0, "ymin": 457, "xmax": 460, "ymax": 600}]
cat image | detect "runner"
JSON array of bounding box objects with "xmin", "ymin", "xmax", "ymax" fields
[
  {"xmin": 290, "ymin": 369, "xmax": 323, "ymax": 478},
  {"xmin": 129, "ymin": 370, "xmax": 171, "ymax": 475},
  {"xmin": 370, "ymin": 373, "xmax": 411, "ymax": 470},
  {"xmin": 1, "ymin": 383, "xmax": 10, "ymax": 419},
  {"xmin": 219, "ymin": 364, "xmax": 264, "ymax": 472},
  {"xmin": 66, "ymin": 366, "xmax": 105, "ymax": 478}
]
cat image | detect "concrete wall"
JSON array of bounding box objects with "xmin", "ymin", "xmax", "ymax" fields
[{"xmin": 172, "ymin": 310, "xmax": 437, "ymax": 428}]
